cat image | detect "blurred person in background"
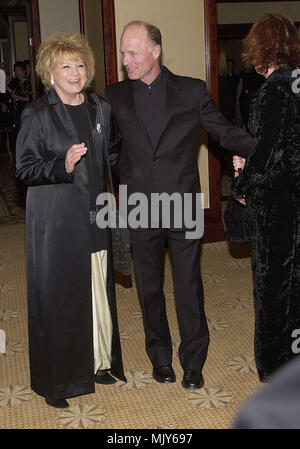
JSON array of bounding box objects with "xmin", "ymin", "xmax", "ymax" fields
[
  {"xmin": 236, "ymin": 61, "xmax": 264, "ymax": 129},
  {"xmin": 7, "ymin": 61, "xmax": 32, "ymax": 161}
]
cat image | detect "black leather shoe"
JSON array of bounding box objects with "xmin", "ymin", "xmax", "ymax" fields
[
  {"xmin": 152, "ymin": 365, "xmax": 176, "ymax": 383},
  {"xmin": 45, "ymin": 397, "xmax": 69, "ymax": 408},
  {"xmin": 95, "ymin": 369, "xmax": 117, "ymax": 385},
  {"xmin": 182, "ymin": 369, "xmax": 204, "ymax": 389}
]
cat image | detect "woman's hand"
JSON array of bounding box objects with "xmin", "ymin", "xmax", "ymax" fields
[
  {"xmin": 233, "ymin": 172, "xmax": 246, "ymax": 204},
  {"xmin": 234, "ymin": 195, "xmax": 246, "ymax": 206},
  {"xmin": 11, "ymin": 93, "xmax": 29, "ymax": 102},
  {"xmin": 233, "ymin": 155, "xmax": 246, "ymax": 172},
  {"xmin": 65, "ymin": 143, "xmax": 87, "ymax": 173}
]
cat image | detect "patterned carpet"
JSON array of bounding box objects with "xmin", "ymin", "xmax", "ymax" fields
[
  {"xmin": 0, "ymin": 155, "xmax": 26, "ymax": 225},
  {"xmin": 0, "ymin": 157, "xmax": 262, "ymax": 431}
]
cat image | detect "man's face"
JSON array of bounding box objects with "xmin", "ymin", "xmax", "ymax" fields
[{"xmin": 120, "ymin": 25, "xmax": 161, "ymax": 85}]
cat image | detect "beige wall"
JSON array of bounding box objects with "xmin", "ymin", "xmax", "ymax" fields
[
  {"xmin": 217, "ymin": 1, "xmax": 300, "ymax": 24},
  {"xmin": 38, "ymin": 0, "xmax": 81, "ymax": 41},
  {"xmin": 82, "ymin": 0, "xmax": 106, "ymax": 96},
  {"xmin": 38, "ymin": 0, "xmax": 105, "ymax": 94},
  {"xmin": 114, "ymin": 0, "xmax": 210, "ymax": 207},
  {"xmin": 14, "ymin": 21, "xmax": 29, "ymax": 61}
]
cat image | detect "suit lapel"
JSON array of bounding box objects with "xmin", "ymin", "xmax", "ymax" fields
[
  {"xmin": 156, "ymin": 72, "xmax": 180, "ymax": 151},
  {"xmin": 117, "ymin": 70, "xmax": 180, "ymax": 156},
  {"xmin": 48, "ymin": 88, "xmax": 79, "ymax": 142},
  {"xmin": 120, "ymin": 80, "xmax": 156, "ymax": 154},
  {"xmin": 84, "ymin": 92, "xmax": 104, "ymax": 170},
  {"xmin": 47, "ymin": 88, "xmax": 95, "ymax": 184},
  {"xmin": 83, "ymin": 91, "xmax": 98, "ymax": 145}
]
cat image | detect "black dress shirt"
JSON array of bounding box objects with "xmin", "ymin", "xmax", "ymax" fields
[{"xmin": 131, "ymin": 67, "xmax": 167, "ymax": 148}]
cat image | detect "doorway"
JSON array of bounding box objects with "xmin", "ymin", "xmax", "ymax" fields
[
  {"xmin": 216, "ymin": 0, "xmax": 300, "ymax": 205},
  {"xmin": 79, "ymin": 0, "xmax": 106, "ymax": 96},
  {"xmin": 0, "ymin": 0, "xmax": 42, "ymax": 99}
]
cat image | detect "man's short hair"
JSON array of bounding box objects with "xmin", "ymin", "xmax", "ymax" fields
[{"xmin": 123, "ymin": 20, "xmax": 162, "ymax": 48}]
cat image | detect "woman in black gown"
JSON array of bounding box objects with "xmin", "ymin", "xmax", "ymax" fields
[
  {"xmin": 16, "ymin": 32, "xmax": 126, "ymax": 408},
  {"xmin": 232, "ymin": 14, "xmax": 300, "ymax": 382}
]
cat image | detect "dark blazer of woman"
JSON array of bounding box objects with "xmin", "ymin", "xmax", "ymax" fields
[
  {"xmin": 16, "ymin": 88, "xmax": 125, "ymax": 400},
  {"xmin": 232, "ymin": 67, "xmax": 300, "ymax": 381}
]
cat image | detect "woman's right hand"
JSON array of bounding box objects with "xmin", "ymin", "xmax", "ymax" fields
[{"xmin": 65, "ymin": 143, "xmax": 87, "ymax": 173}]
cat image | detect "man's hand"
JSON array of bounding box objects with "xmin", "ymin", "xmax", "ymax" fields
[{"xmin": 233, "ymin": 155, "xmax": 245, "ymax": 172}]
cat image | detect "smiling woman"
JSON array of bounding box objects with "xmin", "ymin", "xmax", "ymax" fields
[
  {"xmin": 50, "ymin": 58, "xmax": 87, "ymax": 105},
  {"xmin": 15, "ymin": 31, "xmax": 126, "ymax": 409},
  {"xmin": 36, "ymin": 31, "xmax": 94, "ymax": 93}
]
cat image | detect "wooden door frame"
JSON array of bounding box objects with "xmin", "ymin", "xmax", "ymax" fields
[
  {"xmin": 0, "ymin": 7, "xmax": 26, "ymax": 77},
  {"xmin": 203, "ymin": 0, "xmax": 224, "ymax": 243},
  {"xmin": 25, "ymin": 0, "xmax": 41, "ymax": 99},
  {"xmin": 8, "ymin": 14, "xmax": 27, "ymax": 69},
  {"xmin": 101, "ymin": 0, "xmax": 118, "ymax": 86},
  {"xmin": 101, "ymin": 0, "xmax": 224, "ymax": 243}
]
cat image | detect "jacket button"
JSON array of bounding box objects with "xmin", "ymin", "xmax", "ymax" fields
[{"xmin": 153, "ymin": 156, "xmax": 158, "ymax": 161}]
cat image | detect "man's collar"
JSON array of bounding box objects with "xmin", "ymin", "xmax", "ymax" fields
[{"xmin": 132, "ymin": 65, "xmax": 167, "ymax": 89}]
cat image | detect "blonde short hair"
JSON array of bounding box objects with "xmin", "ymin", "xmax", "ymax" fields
[
  {"xmin": 36, "ymin": 31, "xmax": 95, "ymax": 91},
  {"xmin": 218, "ymin": 48, "xmax": 227, "ymax": 76}
]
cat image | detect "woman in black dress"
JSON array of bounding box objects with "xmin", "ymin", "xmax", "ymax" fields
[
  {"xmin": 232, "ymin": 14, "xmax": 300, "ymax": 382},
  {"xmin": 16, "ymin": 32, "xmax": 126, "ymax": 408}
]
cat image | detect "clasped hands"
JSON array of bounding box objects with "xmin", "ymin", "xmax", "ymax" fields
[{"xmin": 232, "ymin": 155, "xmax": 246, "ymax": 205}]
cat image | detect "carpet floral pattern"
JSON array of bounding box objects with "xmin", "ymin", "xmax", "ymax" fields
[
  {"xmin": 0, "ymin": 157, "xmax": 26, "ymax": 225},
  {"xmin": 0, "ymin": 217, "xmax": 263, "ymax": 429}
]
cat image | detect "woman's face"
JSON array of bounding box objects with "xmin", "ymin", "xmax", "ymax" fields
[
  {"xmin": 15, "ymin": 66, "xmax": 26, "ymax": 80},
  {"xmin": 51, "ymin": 53, "xmax": 87, "ymax": 103}
]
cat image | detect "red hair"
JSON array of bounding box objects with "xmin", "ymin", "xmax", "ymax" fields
[{"xmin": 242, "ymin": 14, "xmax": 300, "ymax": 73}]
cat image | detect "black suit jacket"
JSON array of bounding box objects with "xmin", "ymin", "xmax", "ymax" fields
[{"xmin": 106, "ymin": 67, "xmax": 254, "ymax": 228}]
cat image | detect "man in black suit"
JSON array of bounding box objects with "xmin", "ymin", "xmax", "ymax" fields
[{"xmin": 106, "ymin": 21, "xmax": 254, "ymax": 389}]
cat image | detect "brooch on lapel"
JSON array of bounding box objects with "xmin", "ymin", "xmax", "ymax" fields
[{"xmin": 96, "ymin": 123, "xmax": 101, "ymax": 134}]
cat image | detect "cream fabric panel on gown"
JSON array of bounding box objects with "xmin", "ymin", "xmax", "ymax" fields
[{"xmin": 91, "ymin": 250, "xmax": 113, "ymax": 373}]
